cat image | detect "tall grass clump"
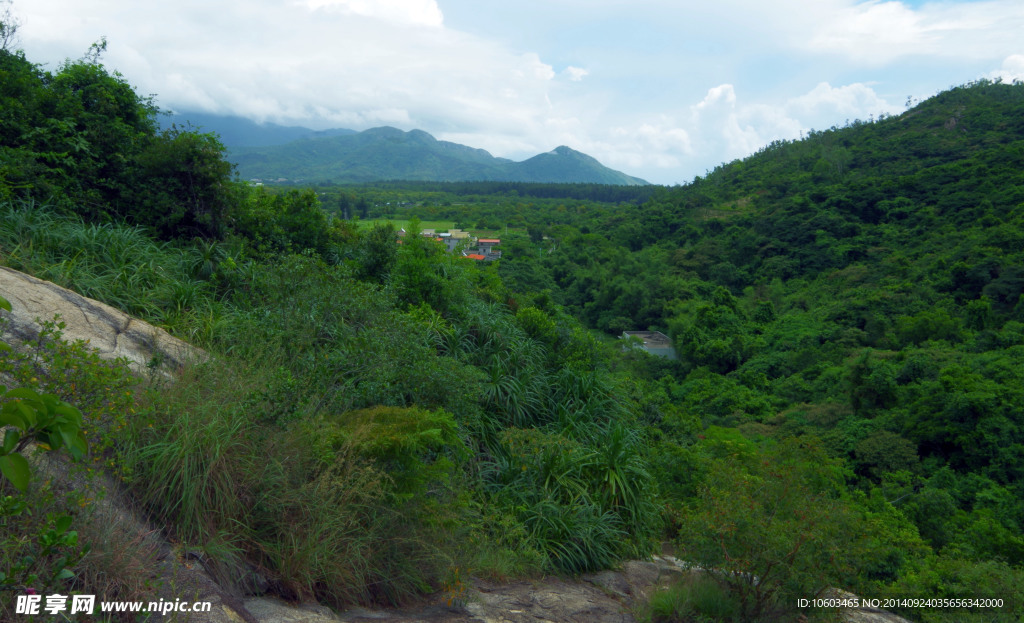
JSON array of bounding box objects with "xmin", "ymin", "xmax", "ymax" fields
[
  {"xmin": 0, "ymin": 200, "xmax": 235, "ymax": 340},
  {"xmin": 0, "ymin": 200, "xmax": 268, "ymax": 351},
  {"xmin": 639, "ymin": 575, "xmax": 742, "ymax": 623},
  {"xmin": 120, "ymin": 351, "xmax": 470, "ymax": 607}
]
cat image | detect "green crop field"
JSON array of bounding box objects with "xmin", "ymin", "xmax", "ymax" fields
[{"xmin": 355, "ymin": 218, "xmax": 457, "ymax": 231}]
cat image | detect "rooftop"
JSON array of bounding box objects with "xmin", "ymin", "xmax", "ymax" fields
[{"xmin": 622, "ymin": 331, "xmax": 672, "ymax": 347}]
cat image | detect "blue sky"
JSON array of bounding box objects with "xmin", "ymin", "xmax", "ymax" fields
[{"xmin": 13, "ymin": 0, "xmax": 1024, "ymax": 184}]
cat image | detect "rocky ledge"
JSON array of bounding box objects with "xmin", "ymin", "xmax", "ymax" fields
[{"xmin": 0, "ymin": 266, "xmax": 205, "ymax": 376}]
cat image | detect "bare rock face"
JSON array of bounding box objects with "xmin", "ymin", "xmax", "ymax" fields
[
  {"xmin": 296, "ymin": 557, "xmax": 913, "ymax": 623},
  {"xmin": 243, "ymin": 598, "xmax": 343, "ymax": 622},
  {"xmin": 0, "ymin": 266, "xmax": 204, "ymax": 375}
]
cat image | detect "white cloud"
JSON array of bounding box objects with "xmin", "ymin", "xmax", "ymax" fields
[
  {"xmin": 562, "ymin": 66, "xmax": 588, "ymax": 81},
  {"xmin": 18, "ymin": 0, "xmax": 564, "ymax": 135},
  {"xmin": 597, "ymin": 121, "xmax": 693, "ymax": 172},
  {"xmin": 591, "ymin": 80, "xmax": 895, "ymax": 182},
  {"xmin": 788, "ymin": 82, "xmax": 894, "ymax": 121},
  {"xmin": 989, "ymin": 54, "xmax": 1024, "ymax": 83},
  {"xmin": 301, "ymin": 0, "xmax": 443, "ymax": 27},
  {"xmin": 521, "ymin": 53, "xmax": 555, "ymax": 81},
  {"xmin": 805, "ymin": 0, "xmax": 1024, "ymax": 65},
  {"xmin": 694, "ymin": 84, "xmax": 737, "ymax": 111},
  {"xmin": 689, "ymin": 84, "xmax": 762, "ymax": 161},
  {"xmin": 808, "ymin": 1, "xmax": 925, "ymax": 63}
]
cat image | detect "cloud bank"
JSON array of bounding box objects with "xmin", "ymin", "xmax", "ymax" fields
[{"xmin": 13, "ymin": 0, "xmax": 1024, "ymax": 184}]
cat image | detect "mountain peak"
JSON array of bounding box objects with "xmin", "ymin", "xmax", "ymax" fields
[
  {"xmin": 543, "ymin": 146, "xmax": 581, "ymax": 157},
  {"xmin": 209, "ymin": 119, "xmax": 648, "ymax": 184}
]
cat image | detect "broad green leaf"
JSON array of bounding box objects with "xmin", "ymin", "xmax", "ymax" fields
[
  {"xmin": 55, "ymin": 515, "xmax": 73, "ymax": 533},
  {"xmin": 4, "ymin": 387, "xmax": 41, "ymax": 401},
  {"xmin": 54, "ymin": 403, "xmax": 84, "ymax": 424},
  {"xmin": 0, "ymin": 407, "xmax": 27, "ymax": 429},
  {"xmin": 40, "ymin": 393, "xmax": 62, "ymax": 412},
  {"xmin": 0, "ymin": 453, "xmax": 30, "ymax": 492},
  {"xmin": 47, "ymin": 431, "xmax": 65, "ymax": 451},
  {"xmin": 15, "ymin": 402, "xmax": 38, "ymax": 427},
  {"xmin": 2, "ymin": 428, "xmax": 20, "ymax": 453},
  {"xmin": 59, "ymin": 429, "xmax": 88, "ymax": 460}
]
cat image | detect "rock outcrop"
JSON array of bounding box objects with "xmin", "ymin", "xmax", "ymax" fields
[
  {"xmin": 0, "ymin": 266, "xmax": 204, "ymax": 376},
  {"xmin": 255, "ymin": 557, "xmax": 912, "ymax": 623}
]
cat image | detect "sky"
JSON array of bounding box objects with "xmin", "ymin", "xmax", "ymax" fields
[{"xmin": 11, "ymin": 0, "xmax": 1024, "ymax": 185}]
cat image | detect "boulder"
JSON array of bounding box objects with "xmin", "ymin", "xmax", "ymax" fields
[{"xmin": 0, "ymin": 266, "xmax": 205, "ymax": 375}]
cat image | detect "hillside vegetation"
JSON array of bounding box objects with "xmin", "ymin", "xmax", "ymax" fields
[
  {"xmin": 228, "ymin": 126, "xmax": 649, "ymax": 185},
  {"xmin": 487, "ymin": 79, "xmax": 1024, "ymax": 618},
  {"xmin": 354, "ymin": 80, "xmax": 1024, "ymax": 621},
  {"xmin": 1, "ymin": 25, "xmax": 1022, "ymax": 623}
]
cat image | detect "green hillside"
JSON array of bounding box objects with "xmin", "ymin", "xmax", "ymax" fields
[
  {"xmin": 383, "ymin": 79, "xmax": 1024, "ymax": 620},
  {"xmin": 492, "ymin": 78, "xmax": 1024, "ymax": 604},
  {"xmin": 229, "ymin": 126, "xmax": 649, "ymax": 185},
  {"xmin": 509, "ymin": 145, "xmax": 648, "ymax": 185}
]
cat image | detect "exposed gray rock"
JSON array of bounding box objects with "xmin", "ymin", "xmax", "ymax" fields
[
  {"xmin": 0, "ymin": 266, "xmax": 205, "ymax": 376},
  {"xmin": 305, "ymin": 556, "xmax": 912, "ymax": 623},
  {"xmin": 27, "ymin": 451, "xmax": 258, "ymax": 623},
  {"xmin": 244, "ymin": 597, "xmax": 342, "ymax": 622}
]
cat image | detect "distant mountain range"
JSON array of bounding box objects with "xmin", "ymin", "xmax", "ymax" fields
[{"xmin": 164, "ymin": 113, "xmax": 649, "ymax": 185}]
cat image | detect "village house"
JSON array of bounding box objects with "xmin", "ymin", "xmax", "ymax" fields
[
  {"xmin": 442, "ymin": 229, "xmax": 474, "ymax": 252},
  {"xmin": 477, "ymin": 238, "xmax": 501, "ymax": 260},
  {"xmin": 394, "ymin": 227, "xmax": 502, "ymax": 261}
]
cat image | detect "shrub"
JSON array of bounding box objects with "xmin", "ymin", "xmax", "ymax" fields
[
  {"xmin": 121, "ymin": 357, "xmax": 474, "ymax": 607},
  {"xmin": 884, "ymin": 555, "xmax": 1024, "ymax": 622},
  {"xmin": 674, "ymin": 437, "xmax": 883, "ymax": 621},
  {"xmin": 0, "ymin": 295, "xmax": 91, "ymax": 614},
  {"xmin": 641, "ymin": 574, "xmax": 741, "ymax": 623}
]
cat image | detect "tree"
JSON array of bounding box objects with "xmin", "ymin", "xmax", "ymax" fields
[
  {"xmin": 49, "ymin": 52, "xmax": 159, "ymax": 217},
  {"xmin": 0, "ymin": 0, "xmax": 18, "ymax": 52},
  {"xmin": 675, "ymin": 437, "xmax": 889, "ymax": 620},
  {"xmin": 131, "ymin": 126, "xmax": 235, "ymax": 238}
]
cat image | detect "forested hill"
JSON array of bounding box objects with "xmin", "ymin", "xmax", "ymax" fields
[
  {"xmin": 669, "ymin": 79, "xmax": 1024, "ymax": 231},
  {"xmin": 498, "ymin": 79, "xmax": 1024, "ymax": 581},
  {"xmin": 502, "ymin": 79, "xmax": 1024, "ymax": 327},
  {"xmin": 228, "ymin": 126, "xmax": 650, "ymax": 185}
]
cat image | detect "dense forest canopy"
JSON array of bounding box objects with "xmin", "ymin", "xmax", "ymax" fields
[
  {"xmin": 493, "ymin": 78, "xmax": 1024, "ymax": 577},
  {"xmin": 1, "ymin": 22, "xmax": 1022, "ymax": 621}
]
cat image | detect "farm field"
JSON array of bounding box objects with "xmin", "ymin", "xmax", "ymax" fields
[{"xmin": 355, "ymin": 218, "xmax": 457, "ymax": 231}]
